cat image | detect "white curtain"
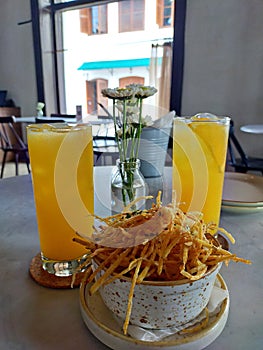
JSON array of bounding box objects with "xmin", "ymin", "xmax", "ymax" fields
[
  {"xmin": 149, "ymin": 43, "xmax": 172, "ymax": 117},
  {"xmin": 158, "ymin": 43, "xmax": 172, "ymax": 111},
  {"xmin": 148, "ymin": 44, "xmax": 159, "ymax": 109}
]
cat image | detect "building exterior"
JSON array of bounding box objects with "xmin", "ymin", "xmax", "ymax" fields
[{"xmin": 62, "ymin": 0, "xmax": 174, "ymax": 116}]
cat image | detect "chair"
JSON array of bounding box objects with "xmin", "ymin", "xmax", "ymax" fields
[
  {"xmin": 37, "ymin": 117, "xmax": 118, "ymax": 165},
  {"xmin": 50, "ymin": 113, "xmax": 76, "ymax": 118},
  {"xmin": 93, "ymin": 135, "xmax": 119, "ymax": 166},
  {"xmin": 0, "ymin": 116, "xmax": 30, "ymax": 178},
  {"xmin": 227, "ymin": 120, "xmax": 263, "ymax": 175},
  {"xmin": 35, "ymin": 117, "xmax": 65, "ymax": 124}
]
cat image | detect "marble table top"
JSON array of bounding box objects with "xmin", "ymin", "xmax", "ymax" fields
[{"xmin": 0, "ymin": 168, "xmax": 262, "ymax": 349}]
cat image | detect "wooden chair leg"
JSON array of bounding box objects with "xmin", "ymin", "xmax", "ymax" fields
[
  {"xmin": 1, "ymin": 151, "xmax": 8, "ymax": 178},
  {"xmin": 15, "ymin": 153, "xmax": 19, "ymax": 176},
  {"xmin": 26, "ymin": 160, "xmax": 31, "ymax": 173},
  {"xmin": 24, "ymin": 151, "xmax": 31, "ymax": 174},
  {"xmin": 235, "ymin": 167, "xmax": 247, "ymax": 173},
  {"xmin": 94, "ymin": 153, "xmax": 102, "ymax": 166}
]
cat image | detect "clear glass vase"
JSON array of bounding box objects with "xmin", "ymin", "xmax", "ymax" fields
[{"xmin": 111, "ymin": 159, "xmax": 146, "ymax": 214}]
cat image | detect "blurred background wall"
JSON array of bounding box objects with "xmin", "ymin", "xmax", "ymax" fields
[
  {"xmin": 0, "ymin": 0, "xmax": 37, "ymax": 117},
  {"xmin": 182, "ymin": 0, "xmax": 263, "ymax": 156}
]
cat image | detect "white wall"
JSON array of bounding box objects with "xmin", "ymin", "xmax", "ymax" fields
[
  {"xmin": 0, "ymin": 0, "xmax": 37, "ymax": 116},
  {"xmin": 182, "ymin": 0, "xmax": 263, "ymax": 157}
]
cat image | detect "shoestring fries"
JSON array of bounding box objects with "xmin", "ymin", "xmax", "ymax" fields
[{"xmin": 74, "ymin": 195, "xmax": 251, "ymax": 335}]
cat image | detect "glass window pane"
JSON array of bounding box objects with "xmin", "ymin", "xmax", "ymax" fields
[
  {"xmin": 91, "ymin": 7, "xmax": 99, "ymax": 34},
  {"xmin": 156, "ymin": 0, "xmax": 174, "ymax": 28},
  {"xmin": 80, "ymin": 5, "xmax": 107, "ymax": 35},
  {"xmin": 61, "ymin": 0, "xmax": 174, "ymax": 116},
  {"xmin": 119, "ymin": 0, "xmax": 144, "ymax": 32}
]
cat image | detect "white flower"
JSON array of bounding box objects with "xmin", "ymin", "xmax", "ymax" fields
[
  {"xmin": 36, "ymin": 102, "xmax": 45, "ymax": 111},
  {"xmin": 127, "ymin": 113, "xmax": 140, "ymax": 125},
  {"xmin": 102, "ymin": 87, "xmax": 134, "ymax": 100},
  {"xmin": 116, "ymin": 100, "xmax": 139, "ymax": 116},
  {"xmin": 142, "ymin": 115, "xmax": 154, "ymax": 127},
  {"xmin": 126, "ymin": 84, "xmax": 158, "ymax": 99},
  {"xmin": 101, "ymin": 84, "xmax": 157, "ymax": 161}
]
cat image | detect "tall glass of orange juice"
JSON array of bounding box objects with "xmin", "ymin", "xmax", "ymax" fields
[
  {"xmin": 27, "ymin": 123, "xmax": 94, "ymax": 276},
  {"xmin": 172, "ymin": 114, "xmax": 230, "ymax": 226}
]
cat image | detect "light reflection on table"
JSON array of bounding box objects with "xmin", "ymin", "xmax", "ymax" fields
[{"xmin": 240, "ymin": 124, "xmax": 263, "ymax": 134}]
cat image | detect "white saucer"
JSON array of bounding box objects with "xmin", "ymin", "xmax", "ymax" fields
[
  {"xmin": 221, "ymin": 204, "xmax": 263, "ymax": 214},
  {"xmin": 222, "ymin": 172, "xmax": 263, "ymax": 207},
  {"xmin": 79, "ymin": 275, "xmax": 229, "ymax": 350}
]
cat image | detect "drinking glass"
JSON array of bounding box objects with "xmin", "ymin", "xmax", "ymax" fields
[
  {"xmin": 27, "ymin": 123, "xmax": 94, "ymax": 276},
  {"xmin": 172, "ymin": 114, "xmax": 230, "ymax": 226}
]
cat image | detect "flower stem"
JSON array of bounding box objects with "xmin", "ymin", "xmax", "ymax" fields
[
  {"xmin": 135, "ymin": 98, "xmax": 143, "ymax": 159},
  {"xmin": 122, "ymin": 100, "xmax": 127, "ymax": 160},
  {"xmin": 119, "ymin": 160, "xmax": 136, "ymax": 208},
  {"xmin": 113, "ymin": 99, "xmax": 123, "ymax": 159}
]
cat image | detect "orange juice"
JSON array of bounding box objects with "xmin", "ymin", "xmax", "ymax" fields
[
  {"xmin": 172, "ymin": 115, "xmax": 230, "ymax": 226},
  {"xmin": 27, "ymin": 123, "xmax": 94, "ymax": 275}
]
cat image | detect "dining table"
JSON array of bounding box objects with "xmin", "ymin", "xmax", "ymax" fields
[
  {"xmin": 0, "ymin": 167, "xmax": 262, "ymax": 350},
  {"xmin": 14, "ymin": 115, "xmax": 113, "ymax": 126},
  {"xmin": 14, "ymin": 116, "xmax": 115, "ymax": 143}
]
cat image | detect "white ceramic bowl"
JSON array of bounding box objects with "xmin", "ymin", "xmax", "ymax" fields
[{"xmin": 95, "ymin": 262, "xmax": 222, "ymax": 330}]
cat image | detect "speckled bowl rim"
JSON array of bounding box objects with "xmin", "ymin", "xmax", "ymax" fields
[
  {"xmin": 92, "ymin": 258, "xmax": 221, "ymax": 286},
  {"xmin": 79, "ymin": 274, "xmax": 229, "ymax": 347}
]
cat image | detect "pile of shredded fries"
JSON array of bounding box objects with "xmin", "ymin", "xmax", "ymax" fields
[{"xmin": 74, "ymin": 193, "xmax": 251, "ymax": 335}]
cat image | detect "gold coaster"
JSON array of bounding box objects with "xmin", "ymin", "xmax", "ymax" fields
[{"xmin": 29, "ymin": 253, "xmax": 85, "ymax": 289}]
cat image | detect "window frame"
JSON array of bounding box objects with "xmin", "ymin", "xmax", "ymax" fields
[
  {"xmin": 80, "ymin": 5, "xmax": 108, "ymax": 35},
  {"xmin": 156, "ymin": 0, "xmax": 174, "ymax": 28},
  {"xmin": 32, "ymin": 0, "xmax": 186, "ymax": 115},
  {"xmin": 119, "ymin": 76, "xmax": 144, "ymax": 87},
  {"xmin": 119, "ymin": 0, "xmax": 145, "ymax": 33},
  {"xmin": 86, "ymin": 78, "xmax": 108, "ymax": 114}
]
